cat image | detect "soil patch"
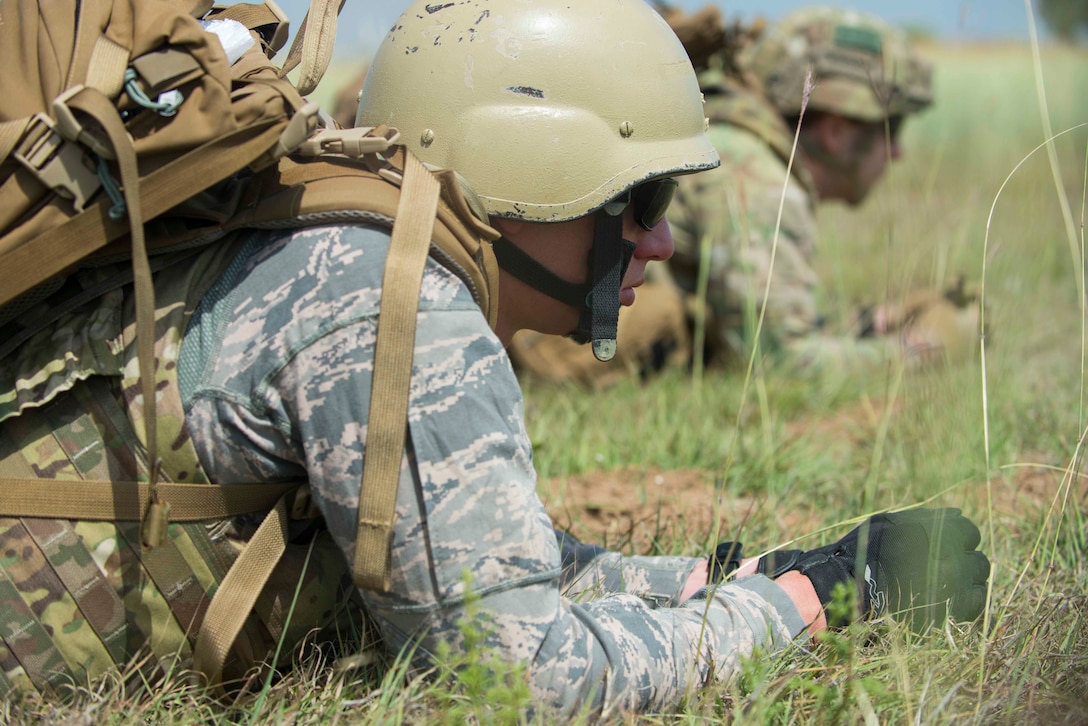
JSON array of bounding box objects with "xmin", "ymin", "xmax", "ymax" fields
[
  {"xmin": 538, "ymin": 450, "xmax": 1075, "ymax": 557},
  {"xmin": 538, "ymin": 467, "xmax": 824, "ymax": 555}
]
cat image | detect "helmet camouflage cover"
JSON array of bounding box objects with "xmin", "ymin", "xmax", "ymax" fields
[
  {"xmin": 744, "ymin": 6, "xmax": 933, "ymax": 122},
  {"xmin": 357, "ymin": 0, "xmax": 719, "ymax": 222}
]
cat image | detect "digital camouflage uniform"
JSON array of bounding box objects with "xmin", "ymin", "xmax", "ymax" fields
[{"xmin": 179, "ymin": 223, "xmax": 806, "ymax": 718}]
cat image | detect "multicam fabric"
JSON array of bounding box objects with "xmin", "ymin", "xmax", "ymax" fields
[
  {"xmin": 0, "ymin": 242, "xmax": 356, "ymax": 698},
  {"xmin": 180, "ymin": 223, "xmax": 806, "ymax": 719},
  {"xmin": 741, "ymin": 6, "xmax": 932, "ymax": 121},
  {"xmin": 666, "ymin": 85, "xmax": 896, "ymax": 371}
]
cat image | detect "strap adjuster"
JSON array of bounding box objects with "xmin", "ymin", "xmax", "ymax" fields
[{"xmin": 14, "ymin": 112, "xmax": 101, "ymax": 212}]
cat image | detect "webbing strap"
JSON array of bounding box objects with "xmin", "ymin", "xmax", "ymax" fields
[
  {"xmin": 491, "ymin": 236, "xmax": 588, "ymax": 308},
  {"xmin": 66, "ymin": 89, "xmax": 160, "ymax": 487},
  {"xmin": 0, "ymin": 478, "xmax": 302, "ymax": 521},
  {"xmin": 583, "ymin": 213, "xmax": 636, "ymax": 362},
  {"xmin": 0, "ymin": 568, "xmax": 73, "ymax": 695},
  {"xmin": 353, "ymin": 151, "xmax": 439, "ymax": 591},
  {"xmin": 23, "ymin": 517, "xmax": 130, "ymax": 667},
  {"xmin": 0, "ymin": 118, "xmax": 27, "ymax": 168},
  {"xmin": 0, "ymin": 118, "xmax": 50, "ymax": 233},
  {"xmin": 84, "ymin": 35, "xmax": 130, "ymax": 99},
  {"xmin": 279, "ymin": 0, "xmax": 343, "ymax": 96},
  {"xmin": 191, "ymin": 488, "xmax": 291, "ymax": 687}
]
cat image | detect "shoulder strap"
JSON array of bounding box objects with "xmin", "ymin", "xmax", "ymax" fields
[
  {"xmin": 277, "ymin": 0, "xmax": 343, "ymax": 96},
  {"xmin": 353, "ymin": 149, "xmax": 441, "ymax": 592}
]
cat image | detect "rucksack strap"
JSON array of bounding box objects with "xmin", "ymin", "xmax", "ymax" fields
[
  {"xmin": 0, "ymin": 477, "xmax": 302, "ymax": 522},
  {"xmin": 62, "ymin": 86, "xmax": 164, "ymax": 491},
  {"xmin": 278, "ymin": 0, "xmax": 343, "ymax": 96},
  {"xmin": 353, "ymin": 150, "xmax": 441, "ymax": 592},
  {"xmin": 192, "ymin": 486, "xmax": 294, "ymax": 688}
]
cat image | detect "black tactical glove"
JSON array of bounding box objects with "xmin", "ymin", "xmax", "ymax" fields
[
  {"xmin": 708, "ymin": 541, "xmax": 744, "ymax": 583},
  {"xmin": 757, "ymin": 508, "xmax": 990, "ymax": 630}
]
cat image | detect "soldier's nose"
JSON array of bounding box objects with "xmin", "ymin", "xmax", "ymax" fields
[{"xmin": 638, "ymin": 219, "xmax": 674, "ymax": 262}]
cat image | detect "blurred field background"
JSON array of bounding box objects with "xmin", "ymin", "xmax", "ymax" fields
[{"xmin": 9, "ymin": 34, "xmax": 1087, "ymax": 726}]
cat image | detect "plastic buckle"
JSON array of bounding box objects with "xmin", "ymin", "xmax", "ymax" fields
[
  {"xmin": 52, "ymin": 85, "xmax": 114, "ymax": 159},
  {"xmin": 295, "ymin": 125, "xmax": 402, "ymax": 159},
  {"xmin": 261, "ymin": 0, "xmax": 291, "ymax": 55},
  {"xmin": 13, "ymin": 113, "xmax": 102, "ymax": 212},
  {"xmin": 270, "ymin": 101, "xmax": 321, "ymax": 160},
  {"xmin": 140, "ymin": 498, "xmax": 171, "ymax": 549}
]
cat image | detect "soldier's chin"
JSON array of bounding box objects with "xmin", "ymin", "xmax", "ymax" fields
[{"xmin": 620, "ymin": 288, "xmax": 636, "ymax": 307}]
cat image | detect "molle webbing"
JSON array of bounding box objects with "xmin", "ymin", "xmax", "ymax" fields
[
  {"xmin": 0, "ymin": 393, "xmax": 220, "ymax": 695},
  {"xmin": 0, "ymin": 311, "xmax": 322, "ymax": 697}
]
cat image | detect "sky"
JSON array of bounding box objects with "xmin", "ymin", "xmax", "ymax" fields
[{"xmin": 273, "ymin": 0, "xmax": 1055, "ymax": 60}]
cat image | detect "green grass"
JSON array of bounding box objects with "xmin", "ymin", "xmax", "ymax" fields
[
  {"xmin": 519, "ymin": 41, "xmax": 1088, "ymax": 724},
  {"xmin": 10, "ymin": 42, "xmax": 1088, "ymax": 725}
]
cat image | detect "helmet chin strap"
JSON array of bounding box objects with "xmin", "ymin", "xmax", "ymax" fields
[
  {"xmin": 579, "ymin": 211, "xmax": 636, "ymax": 360},
  {"xmin": 491, "ymin": 210, "xmax": 636, "ymax": 361}
]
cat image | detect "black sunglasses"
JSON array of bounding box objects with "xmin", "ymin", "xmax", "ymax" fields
[
  {"xmin": 889, "ymin": 115, "xmax": 905, "ymax": 141},
  {"xmin": 603, "ymin": 177, "xmax": 678, "ymax": 230}
]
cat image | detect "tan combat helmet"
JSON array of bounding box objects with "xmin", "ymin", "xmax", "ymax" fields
[
  {"xmin": 745, "ymin": 6, "xmax": 933, "ymax": 122},
  {"xmin": 358, "ymin": 0, "xmax": 719, "ymax": 361}
]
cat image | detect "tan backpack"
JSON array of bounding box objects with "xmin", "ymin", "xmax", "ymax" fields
[{"xmin": 0, "ymin": 0, "xmax": 499, "ymax": 696}]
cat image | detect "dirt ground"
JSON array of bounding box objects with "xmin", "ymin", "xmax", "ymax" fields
[
  {"xmin": 537, "ymin": 397, "xmax": 894, "ymax": 554},
  {"xmin": 539, "ymin": 467, "xmax": 733, "ymax": 554},
  {"xmin": 537, "ymin": 455, "xmax": 1071, "ymax": 556}
]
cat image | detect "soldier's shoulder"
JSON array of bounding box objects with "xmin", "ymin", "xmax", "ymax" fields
[
  {"xmin": 709, "ymin": 123, "xmax": 784, "ymax": 166},
  {"xmin": 694, "ymin": 123, "xmax": 794, "ymax": 200}
]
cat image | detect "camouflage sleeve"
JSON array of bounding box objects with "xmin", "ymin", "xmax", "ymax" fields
[
  {"xmin": 782, "ymin": 330, "xmax": 909, "ymax": 373},
  {"xmin": 556, "ymin": 528, "xmax": 703, "ymax": 607},
  {"xmin": 182, "ymin": 224, "xmax": 807, "ymax": 720}
]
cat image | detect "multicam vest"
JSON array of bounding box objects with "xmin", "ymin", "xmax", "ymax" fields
[{"xmin": 0, "ymin": 156, "xmax": 501, "ymax": 699}]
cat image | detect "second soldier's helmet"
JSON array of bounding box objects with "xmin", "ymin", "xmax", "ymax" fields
[
  {"xmin": 357, "ymin": 0, "xmax": 719, "ymax": 361},
  {"xmin": 744, "ymin": 6, "xmax": 933, "ymax": 122}
]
